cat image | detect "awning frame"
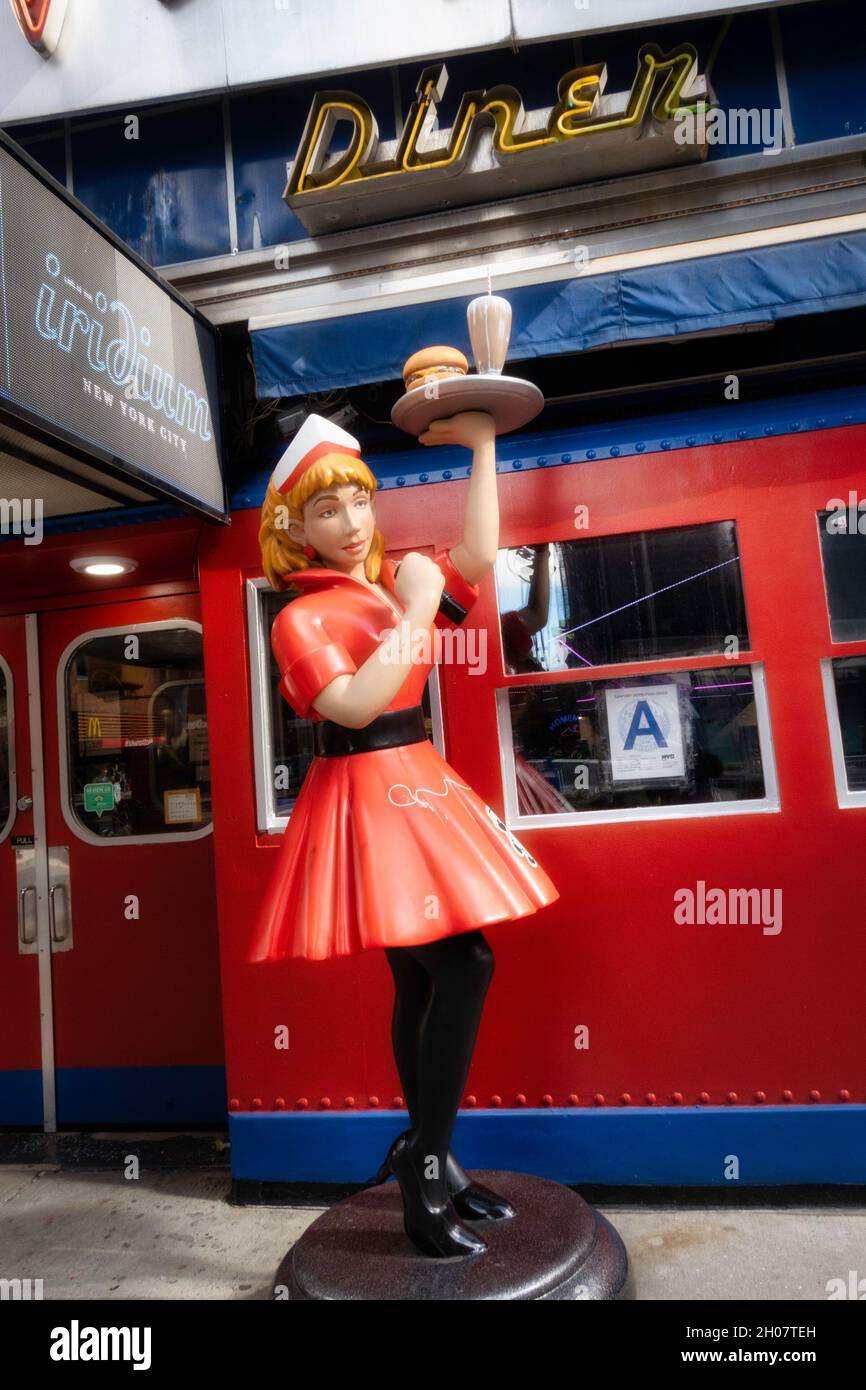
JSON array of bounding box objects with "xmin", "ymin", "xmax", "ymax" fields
[{"xmin": 250, "ymin": 217, "xmax": 866, "ymax": 398}]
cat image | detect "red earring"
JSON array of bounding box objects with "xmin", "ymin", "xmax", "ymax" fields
[{"xmin": 303, "ymin": 543, "xmax": 317, "ymax": 559}]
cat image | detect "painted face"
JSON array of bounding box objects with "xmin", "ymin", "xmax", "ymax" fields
[{"xmin": 296, "ymin": 482, "xmax": 375, "ymax": 570}]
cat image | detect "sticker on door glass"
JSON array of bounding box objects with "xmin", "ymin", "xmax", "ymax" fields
[
  {"xmin": 604, "ymin": 684, "xmax": 686, "ymax": 782},
  {"xmin": 83, "ymin": 781, "xmax": 119, "ymax": 816},
  {"xmin": 163, "ymin": 788, "xmax": 202, "ymax": 824}
]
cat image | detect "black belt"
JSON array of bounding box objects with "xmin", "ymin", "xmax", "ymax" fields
[{"xmin": 314, "ymin": 705, "xmax": 428, "ymax": 757}]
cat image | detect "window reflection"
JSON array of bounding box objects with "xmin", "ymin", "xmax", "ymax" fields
[
  {"xmin": 260, "ymin": 590, "xmax": 316, "ymax": 819},
  {"xmin": 818, "ymin": 510, "xmax": 866, "ymax": 642},
  {"xmin": 65, "ymin": 627, "xmax": 211, "ymax": 838},
  {"xmin": 496, "ymin": 523, "xmax": 748, "ymax": 674},
  {"xmin": 260, "ymin": 588, "xmax": 437, "ymax": 820},
  {"xmin": 830, "ymin": 656, "xmax": 866, "ymax": 791},
  {"xmin": 505, "ymin": 665, "xmax": 766, "ymax": 815}
]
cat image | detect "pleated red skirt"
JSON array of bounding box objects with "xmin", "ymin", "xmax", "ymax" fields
[{"xmin": 249, "ymin": 738, "xmax": 560, "ymax": 962}]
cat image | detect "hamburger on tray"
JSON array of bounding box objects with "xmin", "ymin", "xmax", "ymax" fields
[{"xmin": 402, "ymin": 347, "xmax": 469, "ymax": 393}]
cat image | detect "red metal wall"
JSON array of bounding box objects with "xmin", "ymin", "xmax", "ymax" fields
[{"xmin": 201, "ymin": 426, "xmax": 866, "ymax": 1117}]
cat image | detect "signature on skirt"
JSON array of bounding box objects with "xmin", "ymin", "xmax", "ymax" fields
[
  {"xmin": 388, "ymin": 776, "xmax": 472, "ymax": 810},
  {"xmin": 386, "ymin": 779, "xmax": 540, "ymax": 867}
]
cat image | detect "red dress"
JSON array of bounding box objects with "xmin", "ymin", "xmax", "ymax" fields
[{"xmin": 249, "ymin": 548, "xmax": 560, "ymax": 962}]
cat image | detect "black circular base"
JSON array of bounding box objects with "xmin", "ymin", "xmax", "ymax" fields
[{"xmin": 272, "ymin": 1170, "xmax": 633, "ymax": 1301}]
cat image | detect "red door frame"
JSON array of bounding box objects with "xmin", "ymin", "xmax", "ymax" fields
[{"xmin": 0, "ymin": 592, "xmax": 225, "ymax": 1127}]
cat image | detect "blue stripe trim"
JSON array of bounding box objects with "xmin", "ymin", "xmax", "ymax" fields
[
  {"xmin": 228, "ymin": 1105, "xmax": 866, "ymax": 1186},
  {"xmin": 230, "ymin": 384, "xmax": 866, "ymax": 510},
  {"xmin": 0, "ymin": 500, "xmax": 186, "ymax": 543},
  {"xmin": 0, "ymin": 1067, "xmax": 227, "ymax": 1125},
  {"xmin": 7, "ymin": 384, "xmax": 866, "ymax": 534},
  {"xmin": 0, "ymin": 1068, "xmax": 43, "ymax": 1125}
]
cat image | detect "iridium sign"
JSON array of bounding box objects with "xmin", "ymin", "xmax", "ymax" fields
[
  {"xmin": 0, "ymin": 135, "xmax": 225, "ymax": 519},
  {"xmin": 36, "ymin": 251, "xmax": 213, "ymax": 445}
]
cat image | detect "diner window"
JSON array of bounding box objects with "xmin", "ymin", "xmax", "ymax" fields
[
  {"xmin": 494, "ymin": 522, "xmax": 749, "ymax": 675},
  {"xmin": 497, "ymin": 665, "xmax": 777, "ymax": 824},
  {"xmin": 817, "ymin": 508, "xmax": 866, "ymax": 642},
  {"xmin": 494, "ymin": 522, "xmax": 777, "ymax": 825},
  {"xmin": 0, "ymin": 657, "xmax": 13, "ymax": 842},
  {"xmin": 60, "ymin": 623, "xmax": 212, "ymax": 842},
  {"xmin": 248, "ymin": 579, "xmax": 445, "ymax": 834},
  {"xmin": 821, "ymin": 656, "xmax": 866, "ymax": 806}
]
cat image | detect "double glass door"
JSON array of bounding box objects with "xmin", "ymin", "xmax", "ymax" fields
[{"xmin": 0, "ymin": 594, "xmax": 224, "ymax": 1130}]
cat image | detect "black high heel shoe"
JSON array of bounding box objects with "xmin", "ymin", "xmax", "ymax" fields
[
  {"xmin": 362, "ymin": 1136, "xmax": 516, "ymax": 1221},
  {"xmin": 392, "ymin": 1135, "xmax": 488, "ymax": 1259},
  {"xmin": 361, "ymin": 1130, "xmax": 487, "ymax": 1259},
  {"xmin": 360, "ymin": 1129, "xmax": 410, "ymax": 1190},
  {"xmin": 446, "ymin": 1152, "xmax": 517, "ymax": 1221}
]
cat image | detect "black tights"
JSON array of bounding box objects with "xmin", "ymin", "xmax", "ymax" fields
[{"xmin": 384, "ymin": 929, "xmax": 495, "ymax": 1203}]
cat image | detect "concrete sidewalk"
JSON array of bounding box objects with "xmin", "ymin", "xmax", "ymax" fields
[{"xmin": 1, "ymin": 1164, "xmax": 863, "ymax": 1300}]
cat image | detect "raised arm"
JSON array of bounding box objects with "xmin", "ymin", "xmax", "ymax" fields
[{"xmin": 418, "ymin": 411, "xmax": 498, "ymax": 586}]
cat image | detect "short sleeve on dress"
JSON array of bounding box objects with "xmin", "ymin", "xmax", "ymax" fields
[
  {"xmin": 272, "ymin": 603, "xmax": 357, "ymax": 720},
  {"xmin": 431, "ymin": 548, "xmax": 481, "ymax": 629}
]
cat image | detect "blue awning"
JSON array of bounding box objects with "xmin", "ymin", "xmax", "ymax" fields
[{"xmin": 250, "ymin": 230, "xmax": 866, "ymax": 398}]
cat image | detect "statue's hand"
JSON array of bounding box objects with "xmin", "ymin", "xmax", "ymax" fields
[
  {"xmin": 419, "ymin": 410, "xmax": 496, "ymax": 450},
  {"xmin": 394, "ymin": 551, "xmax": 445, "ymax": 616}
]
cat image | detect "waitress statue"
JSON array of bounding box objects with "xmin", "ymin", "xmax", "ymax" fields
[{"xmin": 250, "ymin": 408, "xmax": 560, "ymax": 1260}]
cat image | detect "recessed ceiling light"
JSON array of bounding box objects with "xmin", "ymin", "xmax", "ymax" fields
[{"xmin": 69, "ymin": 555, "xmax": 138, "ymax": 577}]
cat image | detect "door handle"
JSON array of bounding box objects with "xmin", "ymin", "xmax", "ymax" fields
[
  {"xmin": 49, "ymin": 884, "xmax": 69, "ymax": 943},
  {"xmin": 18, "ymin": 885, "xmax": 37, "ymax": 946}
]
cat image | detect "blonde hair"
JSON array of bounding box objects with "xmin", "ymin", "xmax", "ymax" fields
[{"xmin": 259, "ymin": 451, "xmax": 386, "ymax": 593}]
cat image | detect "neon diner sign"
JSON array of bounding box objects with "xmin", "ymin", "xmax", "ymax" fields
[{"xmin": 287, "ymin": 43, "xmax": 706, "ymax": 198}]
